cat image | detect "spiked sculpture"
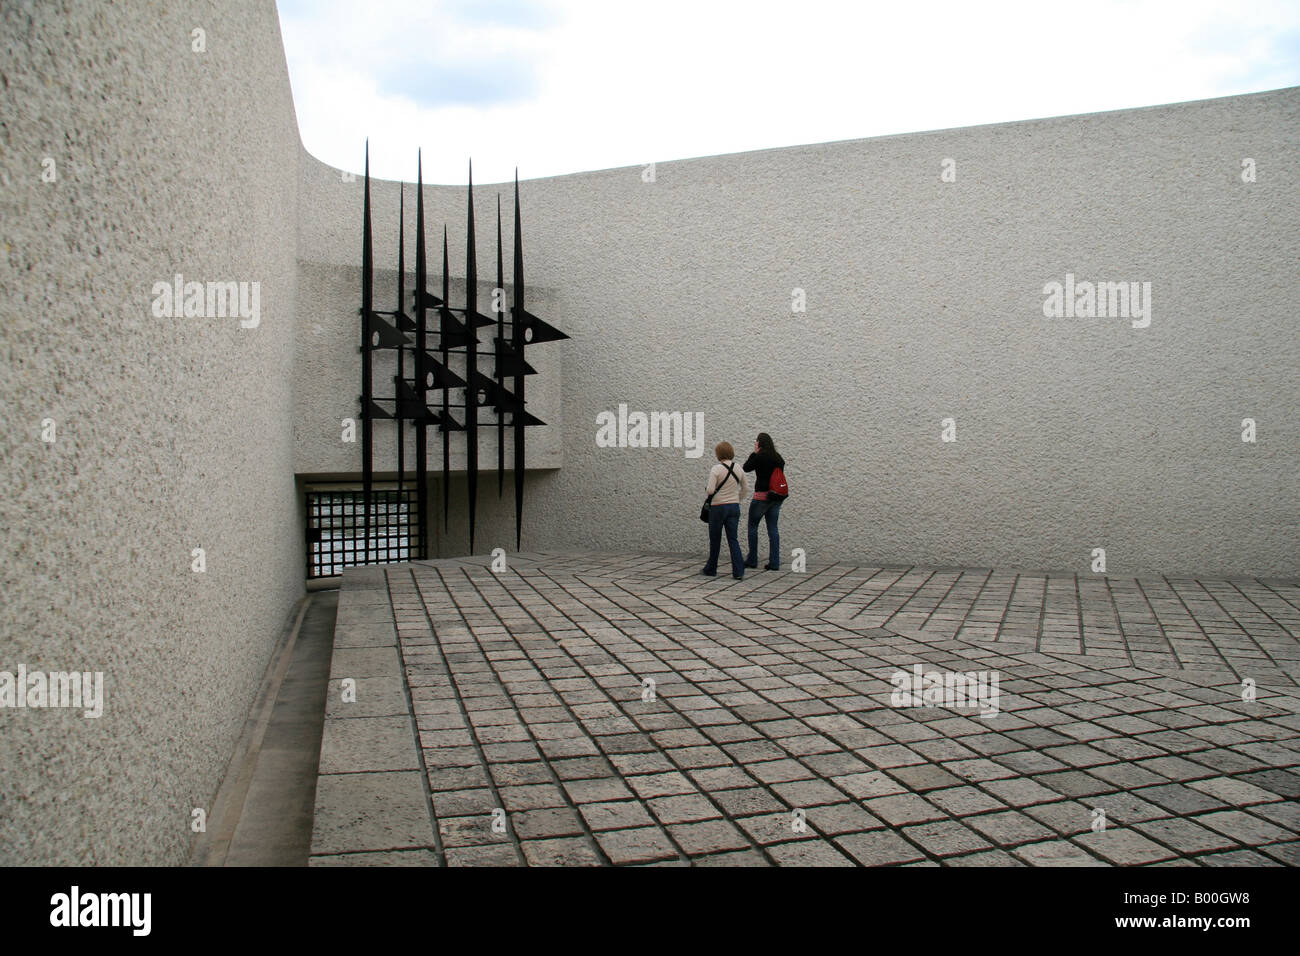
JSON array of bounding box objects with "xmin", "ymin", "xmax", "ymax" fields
[{"xmin": 355, "ymin": 152, "xmax": 568, "ymax": 566}]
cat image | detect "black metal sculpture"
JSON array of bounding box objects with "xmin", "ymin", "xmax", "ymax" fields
[{"xmin": 356, "ymin": 151, "xmax": 567, "ymax": 563}]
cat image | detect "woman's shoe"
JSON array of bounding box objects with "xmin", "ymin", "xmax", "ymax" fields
[
  {"xmin": 764, "ymin": 563, "xmax": 778, "ymax": 570},
  {"xmin": 700, "ymin": 568, "xmax": 717, "ymax": 577},
  {"xmin": 744, "ymin": 558, "xmax": 758, "ymax": 569}
]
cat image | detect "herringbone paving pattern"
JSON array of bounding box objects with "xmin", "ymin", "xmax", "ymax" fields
[{"xmin": 310, "ymin": 553, "xmax": 1300, "ymax": 866}]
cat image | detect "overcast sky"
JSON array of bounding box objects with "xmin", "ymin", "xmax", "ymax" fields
[{"xmin": 276, "ymin": 0, "xmax": 1300, "ymax": 184}]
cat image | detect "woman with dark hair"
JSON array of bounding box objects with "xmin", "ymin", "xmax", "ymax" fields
[
  {"xmin": 702, "ymin": 441, "xmax": 748, "ymax": 579},
  {"xmin": 743, "ymin": 432, "xmax": 786, "ymax": 570}
]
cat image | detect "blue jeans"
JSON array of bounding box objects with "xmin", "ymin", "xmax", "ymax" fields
[
  {"xmin": 746, "ymin": 497, "xmax": 782, "ymax": 569},
  {"xmin": 703, "ymin": 503, "xmax": 744, "ymax": 577}
]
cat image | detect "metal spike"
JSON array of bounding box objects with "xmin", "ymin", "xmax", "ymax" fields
[
  {"xmin": 512, "ymin": 170, "xmax": 525, "ymax": 552},
  {"xmin": 496, "ymin": 193, "xmax": 505, "ymax": 498},
  {"xmin": 361, "ymin": 141, "xmax": 373, "ymax": 566},
  {"xmin": 466, "ymin": 160, "xmax": 479, "ymax": 554},
  {"xmin": 396, "ymin": 182, "xmax": 405, "ymax": 495},
  {"xmin": 415, "ymin": 151, "xmax": 429, "ymax": 560},
  {"xmin": 441, "ymin": 224, "xmax": 451, "ymax": 533}
]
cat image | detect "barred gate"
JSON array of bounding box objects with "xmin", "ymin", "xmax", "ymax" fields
[{"xmin": 305, "ymin": 487, "xmax": 422, "ymax": 579}]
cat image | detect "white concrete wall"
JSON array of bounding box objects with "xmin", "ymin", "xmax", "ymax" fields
[
  {"xmin": 297, "ymin": 87, "xmax": 1299, "ymax": 577},
  {"xmin": 0, "ymin": 0, "xmax": 303, "ymax": 864}
]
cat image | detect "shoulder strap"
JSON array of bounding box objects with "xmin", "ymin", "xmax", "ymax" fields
[{"xmin": 706, "ymin": 462, "xmax": 738, "ymax": 501}]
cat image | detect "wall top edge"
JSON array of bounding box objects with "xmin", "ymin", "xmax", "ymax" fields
[{"xmin": 300, "ymin": 85, "xmax": 1300, "ymax": 191}]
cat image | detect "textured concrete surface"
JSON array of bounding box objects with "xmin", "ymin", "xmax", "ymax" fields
[
  {"xmin": 295, "ymin": 88, "xmax": 1300, "ymax": 577},
  {"xmin": 310, "ymin": 553, "xmax": 1300, "ymax": 866},
  {"xmin": 0, "ymin": 1, "xmax": 304, "ymax": 863}
]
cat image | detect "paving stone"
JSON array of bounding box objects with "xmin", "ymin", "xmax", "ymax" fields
[
  {"xmin": 688, "ymin": 765, "xmax": 757, "ymax": 791},
  {"xmin": 511, "ymin": 806, "xmax": 586, "ymax": 840},
  {"xmin": 1192, "ymin": 810, "xmax": 1293, "ymax": 846},
  {"xmin": 767, "ymin": 840, "xmax": 856, "ymax": 866},
  {"xmin": 551, "ymin": 757, "xmax": 616, "ymax": 781},
  {"xmin": 318, "ymin": 716, "xmax": 419, "ymax": 774},
  {"xmin": 835, "ymin": 830, "xmax": 926, "ymax": 866},
  {"xmin": 431, "ymin": 788, "xmax": 496, "ymax": 817},
  {"xmin": 1036, "ymin": 771, "xmax": 1117, "ymax": 799},
  {"xmin": 310, "ymin": 771, "xmax": 434, "ymax": 855},
  {"xmin": 594, "ymin": 827, "xmax": 680, "ymax": 864},
  {"xmin": 563, "ymin": 776, "xmax": 635, "ymax": 803},
  {"xmin": 579, "ymin": 800, "xmax": 658, "ymax": 831},
  {"xmin": 1072, "ymin": 828, "xmax": 1177, "ymax": 865},
  {"xmin": 864, "ymin": 793, "xmax": 947, "ymax": 826},
  {"xmin": 428, "ymin": 765, "xmax": 493, "ymax": 791},
  {"xmin": 902, "ymin": 819, "xmax": 994, "ymax": 857},
  {"xmin": 965, "ymin": 811, "xmax": 1056, "ymax": 847},
  {"xmin": 747, "ymin": 759, "xmax": 816, "ymax": 784},
  {"xmin": 626, "ymin": 771, "xmax": 698, "ymax": 798},
  {"xmin": 710, "ymin": 787, "xmax": 785, "ymax": 817},
  {"xmin": 981, "ymin": 777, "xmax": 1066, "ymax": 807},
  {"xmin": 889, "ymin": 764, "xmax": 964, "ymax": 792},
  {"xmin": 1023, "ymin": 800, "xmax": 1094, "ymax": 836},
  {"xmin": 771, "ymin": 778, "xmax": 848, "ymax": 807},
  {"xmin": 648, "ymin": 794, "xmax": 723, "ymax": 824},
  {"xmin": 928, "ymin": 786, "xmax": 1008, "ymax": 816},
  {"xmin": 520, "ymin": 837, "xmax": 603, "ymax": 866},
  {"xmin": 943, "ymin": 758, "xmax": 1018, "ymax": 782},
  {"xmin": 1133, "ymin": 817, "xmax": 1239, "ymax": 854},
  {"xmin": 1236, "ymin": 768, "xmax": 1300, "ymax": 799},
  {"xmin": 807, "ymin": 802, "xmax": 885, "ymax": 836},
  {"xmin": 1196, "ymin": 848, "xmax": 1282, "ymax": 867},
  {"xmin": 669, "ymin": 819, "xmax": 752, "ymax": 855},
  {"xmin": 1090, "ymin": 792, "xmax": 1171, "ymax": 826},
  {"xmin": 497, "ymin": 784, "xmax": 569, "ymax": 811},
  {"xmin": 1013, "ymin": 841, "xmax": 1109, "ymax": 866},
  {"xmin": 1134, "ymin": 783, "xmax": 1228, "ymax": 815},
  {"xmin": 832, "ymin": 771, "xmax": 908, "ymax": 799},
  {"xmin": 996, "ymin": 750, "xmax": 1070, "ymax": 774},
  {"xmin": 737, "ymin": 812, "xmax": 819, "ymax": 845},
  {"xmin": 1258, "ymin": 841, "xmax": 1300, "ymax": 865}
]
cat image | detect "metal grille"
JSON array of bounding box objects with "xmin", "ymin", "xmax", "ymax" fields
[{"xmin": 306, "ymin": 488, "xmax": 421, "ymax": 578}]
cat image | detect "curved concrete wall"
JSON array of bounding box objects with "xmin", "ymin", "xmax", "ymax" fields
[
  {"xmin": 298, "ymin": 88, "xmax": 1299, "ymax": 576},
  {"xmin": 1, "ymin": 1, "xmax": 303, "ymax": 863}
]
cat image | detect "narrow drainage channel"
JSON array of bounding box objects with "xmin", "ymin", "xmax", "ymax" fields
[{"xmin": 199, "ymin": 589, "xmax": 338, "ymax": 866}]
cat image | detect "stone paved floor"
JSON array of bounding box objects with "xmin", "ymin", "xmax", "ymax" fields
[{"xmin": 309, "ymin": 553, "xmax": 1300, "ymax": 866}]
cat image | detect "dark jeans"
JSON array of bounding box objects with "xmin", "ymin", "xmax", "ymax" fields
[
  {"xmin": 746, "ymin": 497, "xmax": 782, "ymax": 568},
  {"xmin": 703, "ymin": 503, "xmax": 744, "ymax": 577}
]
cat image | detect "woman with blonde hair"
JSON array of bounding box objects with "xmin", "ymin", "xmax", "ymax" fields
[{"xmin": 701, "ymin": 441, "xmax": 747, "ymax": 579}]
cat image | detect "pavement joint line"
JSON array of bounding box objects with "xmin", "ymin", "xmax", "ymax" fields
[
  {"xmin": 379, "ymin": 566, "xmax": 448, "ymax": 865},
  {"xmin": 408, "ymin": 564, "xmax": 523, "ymax": 866},
  {"xmin": 1214, "ymin": 580, "xmax": 1289, "ymax": 677},
  {"xmin": 1154, "ymin": 575, "xmax": 1240, "ymax": 678}
]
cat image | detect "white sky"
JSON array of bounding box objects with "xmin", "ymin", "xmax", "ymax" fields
[{"xmin": 276, "ymin": 0, "xmax": 1300, "ymax": 184}]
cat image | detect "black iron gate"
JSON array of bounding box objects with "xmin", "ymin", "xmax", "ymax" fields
[{"xmin": 305, "ymin": 486, "xmax": 422, "ymax": 579}]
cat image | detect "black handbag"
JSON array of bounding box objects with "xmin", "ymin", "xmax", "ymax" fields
[{"xmin": 699, "ymin": 462, "xmax": 738, "ymax": 522}]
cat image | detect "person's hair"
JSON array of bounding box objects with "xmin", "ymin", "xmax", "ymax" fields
[
  {"xmin": 715, "ymin": 441, "xmax": 734, "ymax": 461},
  {"xmin": 756, "ymin": 432, "xmax": 778, "ymax": 456}
]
